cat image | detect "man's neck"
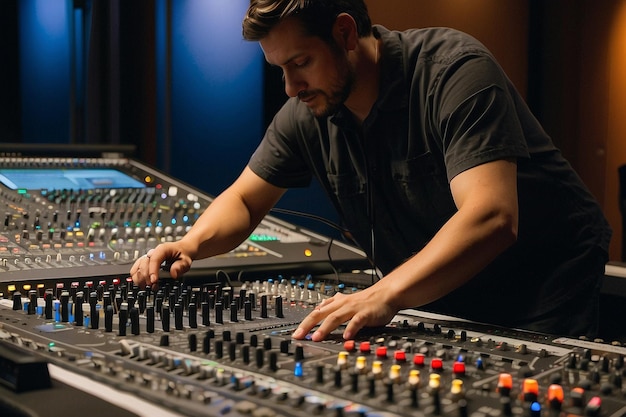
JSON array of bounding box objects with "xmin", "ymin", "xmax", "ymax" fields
[{"xmin": 344, "ymin": 36, "xmax": 381, "ymax": 124}]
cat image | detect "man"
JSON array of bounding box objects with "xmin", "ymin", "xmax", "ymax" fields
[{"xmin": 131, "ymin": 0, "xmax": 611, "ymax": 341}]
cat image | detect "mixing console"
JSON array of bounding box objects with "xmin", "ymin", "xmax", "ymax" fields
[
  {"xmin": 0, "ymin": 155, "xmax": 368, "ymax": 295},
  {"xmin": 2, "ymin": 152, "xmax": 626, "ymax": 417},
  {"xmin": 1, "ymin": 274, "xmax": 626, "ymax": 417}
]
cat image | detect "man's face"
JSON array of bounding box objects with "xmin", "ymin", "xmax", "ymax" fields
[{"xmin": 260, "ymin": 17, "xmax": 355, "ymax": 118}]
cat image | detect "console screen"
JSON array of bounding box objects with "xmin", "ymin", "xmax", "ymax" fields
[{"xmin": 0, "ymin": 168, "xmax": 146, "ymax": 190}]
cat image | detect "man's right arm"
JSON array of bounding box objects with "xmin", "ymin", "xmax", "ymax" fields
[{"xmin": 130, "ymin": 166, "xmax": 286, "ymax": 286}]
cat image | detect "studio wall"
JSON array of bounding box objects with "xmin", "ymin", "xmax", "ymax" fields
[
  {"xmin": 367, "ymin": 0, "xmax": 529, "ymax": 96},
  {"xmin": 166, "ymin": 0, "xmax": 264, "ymax": 196},
  {"xmin": 18, "ymin": 0, "xmax": 71, "ymax": 143}
]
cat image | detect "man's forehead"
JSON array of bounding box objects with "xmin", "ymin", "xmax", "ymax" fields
[{"xmin": 259, "ymin": 19, "xmax": 320, "ymax": 65}]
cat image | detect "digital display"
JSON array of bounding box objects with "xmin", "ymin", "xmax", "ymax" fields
[{"xmin": 0, "ymin": 168, "xmax": 146, "ymax": 190}]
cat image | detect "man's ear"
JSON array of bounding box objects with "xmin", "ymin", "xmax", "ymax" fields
[{"xmin": 333, "ymin": 13, "xmax": 359, "ymax": 51}]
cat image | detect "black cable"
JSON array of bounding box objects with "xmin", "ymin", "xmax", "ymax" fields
[
  {"xmin": 269, "ymin": 206, "xmax": 378, "ymax": 281},
  {"xmin": 270, "ymin": 207, "xmax": 351, "ymax": 238},
  {"xmin": 269, "ymin": 207, "xmax": 344, "ymax": 281}
]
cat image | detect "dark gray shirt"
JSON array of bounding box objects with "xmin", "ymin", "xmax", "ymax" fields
[{"xmin": 249, "ymin": 26, "xmax": 611, "ymax": 326}]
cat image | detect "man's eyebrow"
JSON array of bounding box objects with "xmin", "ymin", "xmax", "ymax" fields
[{"xmin": 271, "ymin": 52, "xmax": 306, "ymax": 67}]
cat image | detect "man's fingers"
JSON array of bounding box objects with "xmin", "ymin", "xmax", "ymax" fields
[
  {"xmin": 310, "ymin": 309, "xmax": 352, "ymax": 341},
  {"xmin": 292, "ymin": 307, "xmax": 327, "ymax": 339},
  {"xmin": 149, "ymin": 255, "xmax": 164, "ymax": 284},
  {"xmin": 342, "ymin": 313, "xmax": 367, "ymax": 341},
  {"xmin": 291, "ymin": 296, "xmax": 340, "ymax": 339},
  {"xmin": 129, "ymin": 247, "xmax": 164, "ymax": 288}
]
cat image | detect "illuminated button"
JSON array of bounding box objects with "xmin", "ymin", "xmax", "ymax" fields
[
  {"xmin": 394, "ymin": 350, "xmax": 407, "ymax": 363},
  {"xmin": 304, "ymin": 249, "xmax": 312, "ymax": 257},
  {"xmin": 408, "ymin": 369, "xmax": 420, "ymax": 386},
  {"xmin": 343, "ymin": 340, "xmax": 356, "ymax": 352},
  {"xmin": 453, "ymin": 361, "xmax": 465, "ymax": 376},
  {"xmin": 429, "ymin": 373, "xmax": 441, "ymax": 390},
  {"xmin": 371, "ymin": 360, "xmax": 383, "ymax": 378},
  {"xmin": 294, "ymin": 362, "xmax": 303, "ymax": 377},
  {"xmin": 337, "ymin": 351, "xmax": 349, "ymax": 369},
  {"xmin": 450, "ymin": 379, "xmax": 464, "ymax": 396},
  {"xmin": 359, "ymin": 341, "xmax": 371, "ymax": 353},
  {"xmin": 388, "ymin": 364, "xmax": 401, "ymax": 382},
  {"xmin": 547, "ymin": 384, "xmax": 564, "ymax": 410},
  {"xmin": 430, "ymin": 358, "xmax": 443, "ymax": 372},
  {"xmin": 570, "ymin": 387, "xmax": 585, "ymax": 408},
  {"xmin": 355, "ymin": 356, "xmax": 367, "ymax": 373},
  {"xmin": 413, "ymin": 353, "xmax": 426, "ymax": 366},
  {"xmin": 523, "ymin": 378, "xmax": 539, "ymax": 402},
  {"xmin": 375, "ymin": 346, "xmax": 387, "ymax": 359},
  {"xmin": 530, "ymin": 401, "xmax": 541, "ymax": 417},
  {"xmin": 585, "ymin": 396, "xmax": 601, "ymax": 417},
  {"xmin": 497, "ymin": 373, "xmax": 513, "ymax": 396}
]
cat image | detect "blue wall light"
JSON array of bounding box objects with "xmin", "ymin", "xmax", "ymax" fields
[
  {"xmin": 19, "ymin": 0, "xmax": 71, "ymax": 142},
  {"xmin": 168, "ymin": 0, "xmax": 264, "ymax": 196}
]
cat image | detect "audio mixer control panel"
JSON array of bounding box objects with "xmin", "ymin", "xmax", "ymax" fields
[
  {"xmin": 1, "ymin": 275, "xmax": 626, "ymax": 417},
  {"xmin": 2, "ymin": 153, "xmax": 626, "ymax": 417},
  {"xmin": 0, "ymin": 156, "xmax": 367, "ymax": 292}
]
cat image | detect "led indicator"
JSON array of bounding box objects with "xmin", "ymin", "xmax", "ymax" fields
[{"xmin": 294, "ymin": 362, "xmax": 303, "ymax": 377}]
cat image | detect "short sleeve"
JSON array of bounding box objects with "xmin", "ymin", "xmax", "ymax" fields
[
  {"xmin": 431, "ymin": 55, "xmax": 530, "ymax": 180},
  {"xmin": 248, "ymin": 99, "xmax": 314, "ymax": 188}
]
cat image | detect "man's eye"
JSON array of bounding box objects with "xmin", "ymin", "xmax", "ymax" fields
[{"xmin": 294, "ymin": 59, "xmax": 309, "ymax": 68}]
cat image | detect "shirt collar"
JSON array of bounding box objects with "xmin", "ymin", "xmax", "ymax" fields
[
  {"xmin": 373, "ymin": 25, "xmax": 409, "ymax": 112},
  {"xmin": 330, "ymin": 25, "xmax": 408, "ymax": 129}
]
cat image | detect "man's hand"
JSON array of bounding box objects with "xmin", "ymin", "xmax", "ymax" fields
[
  {"xmin": 292, "ymin": 284, "xmax": 397, "ymax": 341},
  {"xmin": 129, "ymin": 243, "xmax": 192, "ymax": 287}
]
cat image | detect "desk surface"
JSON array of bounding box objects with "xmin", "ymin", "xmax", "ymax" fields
[{"xmin": 606, "ymin": 262, "xmax": 626, "ymax": 278}]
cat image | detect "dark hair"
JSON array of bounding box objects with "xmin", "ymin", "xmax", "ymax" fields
[{"xmin": 242, "ymin": 0, "xmax": 372, "ymax": 42}]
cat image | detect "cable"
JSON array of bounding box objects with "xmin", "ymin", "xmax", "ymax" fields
[
  {"xmin": 269, "ymin": 206, "xmax": 377, "ymax": 281},
  {"xmin": 269, "ymin": 207, "xmax": 352, "ymax": 238}
]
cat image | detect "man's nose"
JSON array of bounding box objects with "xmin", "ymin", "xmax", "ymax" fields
[{"xmin": 283, "ymin": 72, "xmax": 306, "ymax": 98}]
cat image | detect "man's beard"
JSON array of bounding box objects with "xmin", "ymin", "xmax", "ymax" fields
[{"xmin": 298, "ymin": 56, "xmax": 355, "ymax": 118}]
